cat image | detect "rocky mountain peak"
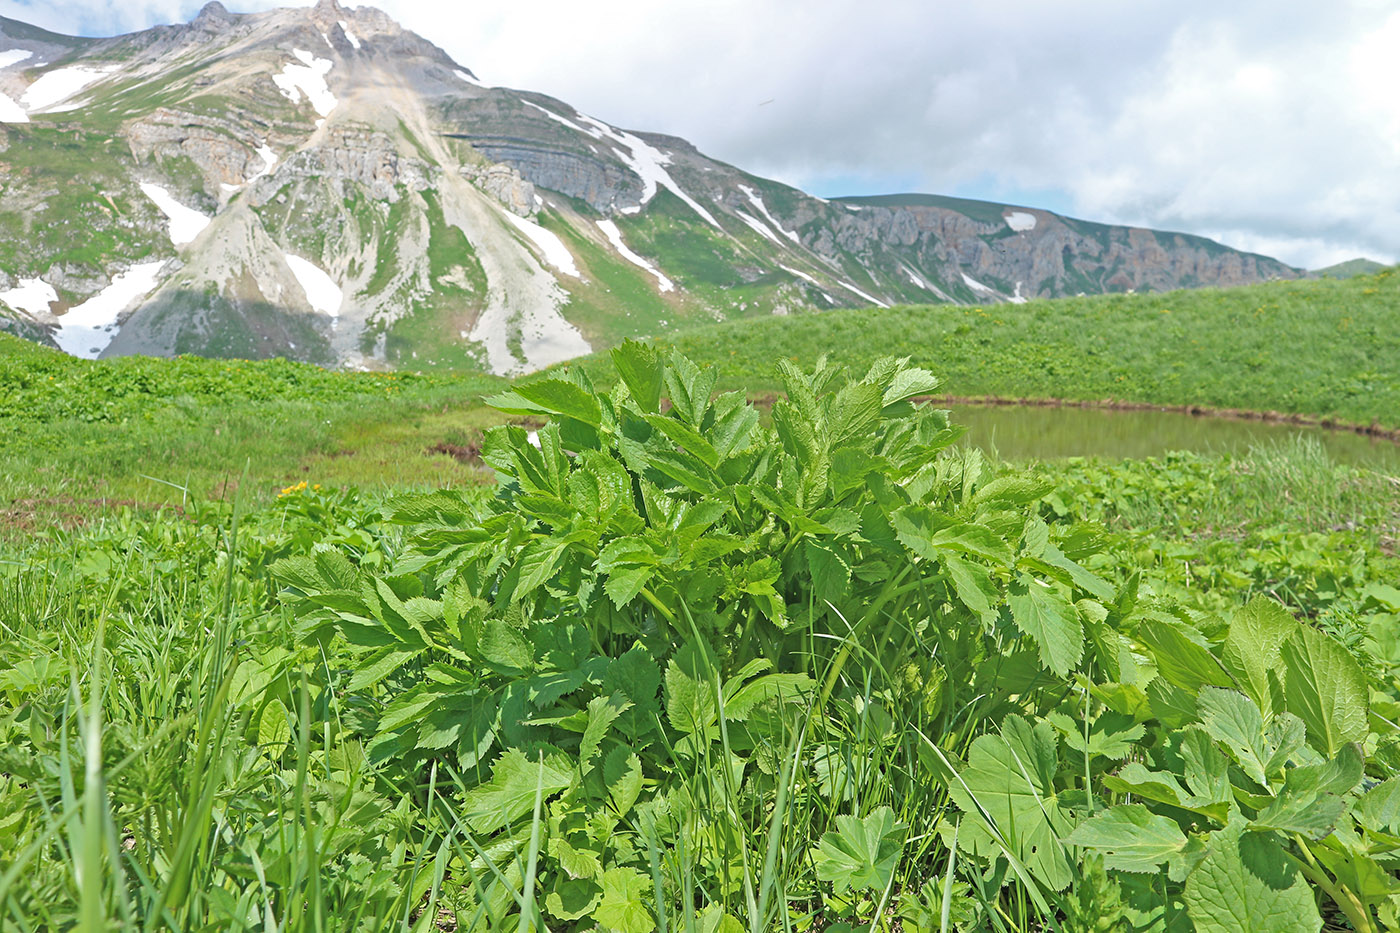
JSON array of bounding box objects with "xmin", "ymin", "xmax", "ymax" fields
[
  {"xmin": 0, "ymin": 2, "xmax": 1304, "ymax": 376},
  {"xmin": 192, "ymin": 1, "xmax": 233, "ymax": 27},
  {"xmin": 310, "ymin": 0, "xmax": 348, "ymax": 29}
]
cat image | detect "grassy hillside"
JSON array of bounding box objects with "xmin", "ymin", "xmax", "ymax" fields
[
  {"xmin": 0, "ymin": 336, "xmax": 507, "ymax": 533},
  {"xmin": 569, "ymin": 269, "xmax": 1400, "ymax": 428},
  {"xmin": 1316, "ymin": 258, "xmax": 1389, "ymax": 278}
]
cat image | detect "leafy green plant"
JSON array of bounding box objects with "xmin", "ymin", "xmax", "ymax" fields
[
  {"xmin": 1070, "ymin": 597, "xmax": 1396, "ymax": 932},
  {"xmin": 269, "ymin": 343, "xmax": 1141, "ymax": 927}
]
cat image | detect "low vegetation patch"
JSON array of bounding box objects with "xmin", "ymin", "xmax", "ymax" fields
[
  {"xmin": 3, "ymin": 343, "xmax": 1399, "ymax": 931},
  {"xmin": 572, "ymin": 270, "xmax": 1400, "ymax": 430}
]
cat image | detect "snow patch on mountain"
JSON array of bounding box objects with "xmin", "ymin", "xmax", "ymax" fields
[
  {"xmin": 249, "ymin": 144, "xmax": 277, "ymax": 181},
  {"xmin": 0, "ymin": 49, "xmax": 33, "ymax": 69},
  {"xmin": 53, "ymin": 261, "xmax": 166, "ymax": 357},
  {"xmin": 961, "ymin": 272, "xmax": 995, "ymax": 294},
  {"xmin": 0, "ymin": 92, "xmax": 27, "ymax": 123},
  {"xmin": 1005, "ymin": 211, "xmax": 1037, "ymax": 232},
  {"xmin": 736, "ymin": 210, "xmax": 782, "ymax": 245},
  {"xmin": 524, "ymin": 100, "xmax": 591, "ymax": 135},
  {"xmin": 284, "ymin": 254, "xmax": 342, "ymax": 316},
  {"xmin": 784, "ymin": 261, "xmax": 817, "ymax": 282},
  {"xmin": 273, "ymin": 50, "xmax": 336, "ymax": 117},
  {"xmin": 841, "ymin": 280, "xmax": 888, "ymax": 308},
  {"xmin": 502, "ymin": 210, "xmax": 580, "ymax": 278},
  {"xmin": 738, "ymin": 185, "xmax": 800, "ymax": 243},
  {"xmin": 597, "ymin": 219, "xmax": 673, "ymax": 291},
  {"xmin": 338, "ymin": 20, "xmax": 361, "ymax": 49},
  {"xmin": 575, "ymin": 114, "xmax": 722, "ymax": 229},
  {"xmin": 0, "ymin": 277, "xmax": 58, "ymax": 315},
  {"xmin": 139, "ymin": 183, "xmax": 211, "ymax": 246},
  {"xmin": 21, "ymin": 65, "xmax": 114, "ymax": 112},
  {"xmin": 454, "ymin": 69, "xmax": 483, "ymax": 87}
]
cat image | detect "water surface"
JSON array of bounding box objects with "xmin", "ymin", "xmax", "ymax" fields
[{"xmin": 951, "ymin": 404, "xmax": 1400, "ymax": 471}]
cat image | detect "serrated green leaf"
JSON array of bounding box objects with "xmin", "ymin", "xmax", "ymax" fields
[
  {"xmin": 462, "ymin": 748, "xmax": 573, "ymax": 834},
  {"xmin": 600, "ymin": 564, "xmax": 649, "ymax": 608},
  {"xmin": 611, "ymin": 340, "xmax": 663, "ymax": 412},
  {"xmin": 1282, "ymin": 625, "xmax": 1369, "ymax": 757},
  {"xmin": 947, "ymin": 715, "xmax": 1076, "ymax": 890},
  {"xmin": 643, "ymin": 412, "xmax": 720, "ymax": 469},
  {"xmin": 1197, "ymin": 688, "xmax": 1271, "ymax": 786},
  {"xmin": 1178, "ymin": 727, "xmax": 1232, "ymax": 808},
  {"xmin": 346, "ymin": 646, "xmax": 418, "ymax": 692},
  {"xmin": 545, "ymin": 876, "xmax": 601, "ymax": 921},
  {"xmin": 939, "ymin": 554, "xmax": 999, "ymax": 624},
  {"xmin": 480, "ymin": 618, "xmax": 532, "ymax": 673},
  {"xmin": 603, "ymin": 745, "xmax": 643, "ymax": 816},
  {"xmin": 1138, "ymin": 619, "xmax": 1237, "ymax": 692},
  {"xmin": 511, "ymin": 377, "xmax": 602, "ymax": 427},
  {"xmin": 880, "ymin": 366, "xmax": 940, "ymax": 407},
  {"xmin": 1009, "ymin": 576, "xmax": 1083, "ymax": 676},
  {"xmin": 580, "ymin": 693, "xmax": 630, "ymax": 772},
  {"xmin": 665, "ymin": 642, "xmax": 717, "ymax": 735},
  {"xmin": 663, "ymin": 350, "xmax": 716, "ymax": 426},
  {"xmin": 1065, "ymin": 805, "xmax": 1188, "ymax": 873},
  {"xmin": 811, "ymin": 806, "xmax": 907, "ymax": 893},
  {"xmin": 806, "ymin": 539, "xmax": 851, "ymax": 608},
  {"xmin": 1355, "ymin": 777, "xmax": 1400, "ymax": 834},
  {"xmin": 1049, "ymin": 710, "xmax": 1145, "ymax": 760},
  {"xmin": 1182, "ymin": 822, "xmax": 1321, "ymax": 933},
  {"xmin": 1222, "ymin": 598, "xmax": 1298, "ymax": 718},
  {"xmin": 594, "ymin": 866, "xmax": 654, "ymax": 933}
]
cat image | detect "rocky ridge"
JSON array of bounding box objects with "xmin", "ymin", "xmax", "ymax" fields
[{"xmin": 0, "ymin": 0, "xmax": 1303, "ymax": 373}]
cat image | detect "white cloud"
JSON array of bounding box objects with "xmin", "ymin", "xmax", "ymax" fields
[{"xmin": 1, "ymin": 0, "xmax": 1396, "ymax": 267}]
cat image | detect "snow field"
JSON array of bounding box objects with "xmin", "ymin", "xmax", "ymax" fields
[
  {"xmin": 139, "ymin": 183, "xmax": 211, "ymax": 246},
  {"xmin": 736, "ymin": 211, "xmax": 783, "ymax": 245},
  {"xmin": 502, "ymin": 210, "xmax": 580, "ymax": 278},
  {"xmin": 738, "ymin": 185, "xmax": 800, "ymax": 243},
  {"xmin": 0, "ymin": 92, "xmax": 27, "ymax": 123},
  {"xmin": 284, "ymin": 254, "xmax": 342, "ymax": 317},
  {"xmin": 20, "ymin": 65, "xmax": 114, "ymax": 112},
  {"xmin": 52, "ymin": 261, "xmax": 167, "ymax": 357},
  {"xmin": 338, "ymin": 21, "xmax": 362, "ymax": 49},
  {"xmin": 1004, "ymin": 211, "xmax": 1037, "ymax": 232},
  {"xmin": 0, "ymin": 277, "xmax": 58, "ymax": 315},
  {"xmin": 596, "ymin": 219, "xmax": 673, "ymax": 291},
  {"xmin": 273, "ymin": 50, "xmax": 337, "ymax": 117},
  {"xmin": 841, "ymin": 280, "xmax": 889, "ymax": 308}
]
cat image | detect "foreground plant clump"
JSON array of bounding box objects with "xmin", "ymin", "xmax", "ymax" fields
[{"xmin": 3, "ymin": 343, "xmax": 1399, "ymax": 931}]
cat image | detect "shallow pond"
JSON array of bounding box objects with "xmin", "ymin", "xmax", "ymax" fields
[{"xmin": 950, "ymin": 403, "xmax": 1400, "ymax": 471}]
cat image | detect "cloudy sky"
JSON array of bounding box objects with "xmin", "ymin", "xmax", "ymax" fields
[{"xmin": 4, "ymin": 0, "xmax": 1397, "ymax": 268}]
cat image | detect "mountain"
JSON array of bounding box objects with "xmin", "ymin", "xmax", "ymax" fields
[
  {"xmin": 1314, "ymin": 258, "xmax": 1387, "ymax": 279},
  {"xmin": 0, "ymin": 0, "xmax": 1304, "ymax": 373}
]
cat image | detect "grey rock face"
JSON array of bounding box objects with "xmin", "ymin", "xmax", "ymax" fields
[
  {"xmin": 466, "ymin": 141, "xmax": 637, "ymax": 212},
  {"xmin": 274, "ymin": 128, "xmax": 433, "ymax": 201},
  {"xmin": 460, "ymin": 162, "xmax": 537, "ymax": 216},
  {"xmin": 128, "ymin": 109, "xmax": 264, "ymax": 190}
]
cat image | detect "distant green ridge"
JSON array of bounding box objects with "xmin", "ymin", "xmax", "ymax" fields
[
  {"xmin": 1314, "ymin": 258, "xmax": 1388, "ymax": 279},
  {"xmin": 566, "ymin": 270, "xmax": 1400, "ymax": 429}
]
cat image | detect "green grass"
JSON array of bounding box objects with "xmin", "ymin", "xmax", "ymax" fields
[
  {"xmin": 4, "ymin": 275, "xmax": 1400, "ymax": 931},
  {"xmin": 1316, "ymin": 257, "xmax": 1390, "ymax": 279},
  {"xmin": 0, "ymin": 336, "xmax": 507, "ymax": 533},
  {"xmin": 567, "ymin": 268, "xmax": 1400, "ymax": 429},
  {"xmin": 2, "ymin": 353, "xmax": 1397, "ymax": 931}
]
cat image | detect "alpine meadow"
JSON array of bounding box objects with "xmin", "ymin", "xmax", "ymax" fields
[{"xmin": 1, "ymin": 2, "xmax": 1399, "ymax": 933}]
